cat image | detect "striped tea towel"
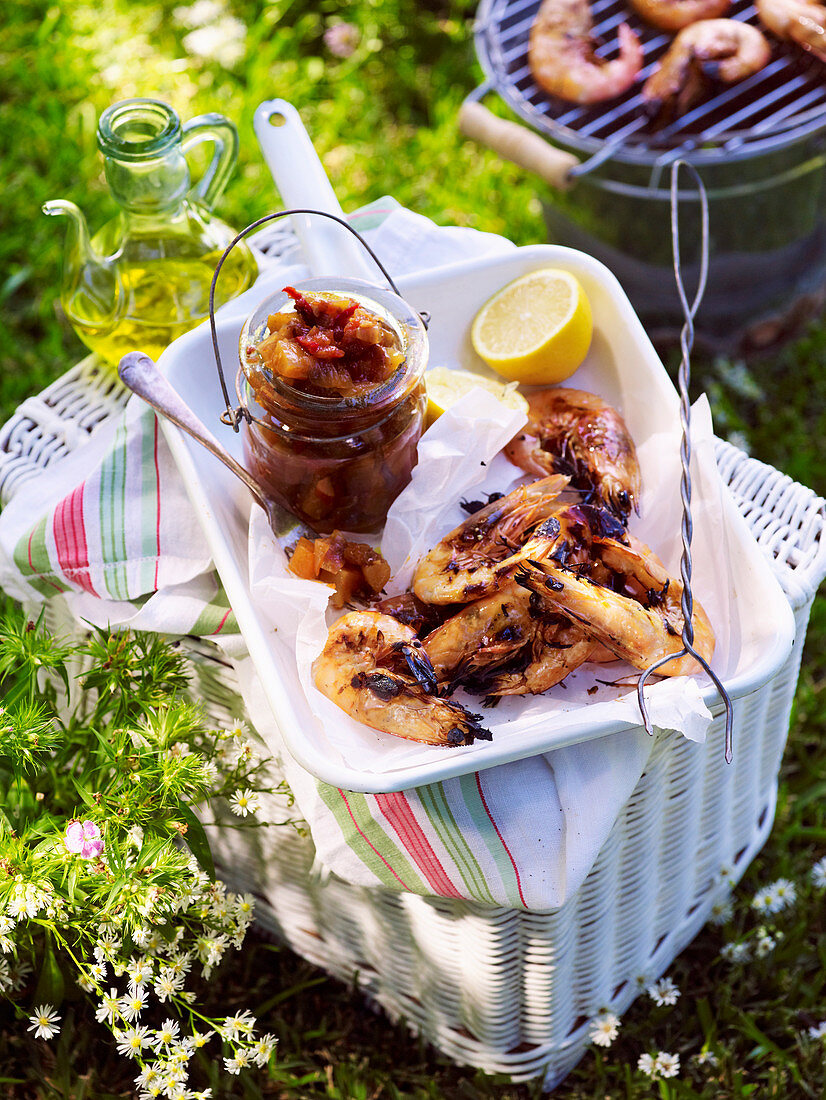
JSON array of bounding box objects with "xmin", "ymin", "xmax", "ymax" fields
[{"xmin": 0, "ymin": 200, "xmax": 657, "ymax": 911}]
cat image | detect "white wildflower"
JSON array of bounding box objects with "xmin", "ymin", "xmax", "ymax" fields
[
  {"xmin": 0, "ymin": 916, "xmax": 14, "ymax": 952},
  {"xmin": 811, "ymin": 856, "xmax": 826, "ymax": 890},
  {"xmin": 120, "ymin": 986, "xmax": 149, "ymax": 1021},
  {"xmin": 229, "ymin": 788, "xmax": 260, "ymax": 818},
  {"xmin": 126, "ymin": 956, "xmax": 154, "ymax": 987},
  {"xmin": 154, "ymin": 967, "xmax": 185, "ymax": 1002},
  {"xmin": 8, "ymin": 959, "xmax": 31, "ymax": 991},
  {"xmin": 220, "ymin": 1009, "xmax": 256, "ymax": 1041},
  {"xmin": 807, "ymin": 1021, "xmax": 826, "ymax": 1040},
  {"xmin": 234, "ymin": 894, "xmax": 255, "ymax": 922},
  {"xmin": 224, "ymin": 1048, "xmax": 252, "ymax": 1074},
  {"xmin": 27, "ymin": 1004, "xmax": 61, "ymax": 1040},
  {"xmin": 647, "ymin": 976, "xmax": 681, "ymax": 1006},
  {"xmin": 709, "ymin": 896, "xmax": 734, "ymax": 925},
  {"xmin": 588, "ymin": 1012, "xmax": 620, "ymax": 1047},
  {"xmin": 752, "ymin": 878, "xmax": 795, "ymax": 915},
  {"xmin": 755, "ymin": 927, "xmax": 776, "ymax": 957},
  {"xmin": 251, "ymin": 1033, "xmax": 277, "ymax": 1066},
  {"xmin": 720, "ymin": 941, "xmax": 750, "ymax": 963},
  {"xmin": 154, "ymin": 1018, "xmax": 180, "ymax": 1048},
  {"xmin": 695, "ymin": 1049, "xmax": 719, "ymax": 1066},
  {"xmin": 96, "ymin": 988, "xmax": 122, "ymax": 1025},
  {"xmin": 637, "ymin": 1052, "xmax": 657, "ymax": 1077},
  {"xmin": 0, "ymin": 959, "xmax": 12, "ymax": 992},
  {"xmin": 656, "ymin": 1051, "xmax": 680, "ymax": 1078},
  {"xmin": 115, "ymin": 1025, "xmax": 151, "ymax": 1058}
]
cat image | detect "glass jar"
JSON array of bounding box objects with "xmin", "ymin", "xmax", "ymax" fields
[{"xmin": 237, "ymin": 278, "xmax": 429, "ymax": 533}]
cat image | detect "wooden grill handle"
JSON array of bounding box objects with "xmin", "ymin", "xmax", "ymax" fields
[{"xmin": 458, "ymin": 101, "xmax": 579, "ymax": 191}]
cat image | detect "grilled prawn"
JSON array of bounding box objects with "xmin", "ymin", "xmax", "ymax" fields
[
  {"xmin": 756, "ymin": 0, "xmax": 826, "ymax": 60},
  {"xmin": 514, "ymin": 533, "xmax": 715, "ymax": 677},
  {"xmin": 504, "ymin": 388, "xmax": 641, "ymax": 523},
  {"xmin": 313, "ymin": 611, "xmax": 492, "ymax": 746},
  {"xmin": 642, "ymin": 19, "xmax": 772, "ymax": 126},
  {"xmin": 412, "ymin": 475, "xmax": 569, "ymax": 605},
  {"xmin": 528, "ymin": 0, "xmax": 643, "ymax": 104},
  {"xmin": 628, "ymin": 0, "xmax": 732, "ymax": 31}
]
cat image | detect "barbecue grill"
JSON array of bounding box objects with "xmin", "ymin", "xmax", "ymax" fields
[{"xmin": 463, "ymin": 0, "xmax": 826, "ymax": 354}]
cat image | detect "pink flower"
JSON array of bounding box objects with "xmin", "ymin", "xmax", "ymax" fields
[{"xmin": 64, "ymin": 820, "xmax": 104, "ymax": 859}]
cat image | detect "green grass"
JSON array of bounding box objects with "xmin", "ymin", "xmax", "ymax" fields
[{"xmin": 2, "ymin": 0, "xmax": 826, "ymax": 1095}]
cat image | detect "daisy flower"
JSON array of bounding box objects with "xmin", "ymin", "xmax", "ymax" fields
[
  {"xmin": 807, "ymin": 1021, "xmax": 826, "ymax": 1040},
  {"xmin": 115, "ymin": 1025, "xmax": 151, "ymax": 1059},
  {"xmin": 720, "ymin": 941, "xmax": 750, "ymax": 963},
  {"xmin": 154, "ymin": 1018, "xmax": 180, "ymax": 1048},
  {"xmin": 811, "ymin": 856, "xmax": 826, "ymax": 890},
  {"xmin": 27, "ymin": 1004, "xmax": 61, "ymax": 1040},
  {"xmin": 647, "ymin": 976, "xmax": 680, "ymax": 1006},
  {"xmin": 637, "ymin": 1052, "xmax": 657, "ymax": 1077},
  {"xmin": 96, "ymin": 988, "xmax": 122, "ymax": 1025},
  {"xmin": 126, "ymin": 956, "xmax": 153, "ymax": 987},
  {"xmin": 656, "ymin": 1051, "xmax": 680, "ymax": 1078},
  {"xmin": 588, "ymin": 1012, "xmax": 620, "ymax": 1048},
  {"xmin": 709, "ymin": 896, "xmax": 734, "ymax": 925},
  {"xmin": 229, "ymin": 789, "xmax": 261, "ymax": 817},
  {"xmin": 252, "ymin": 1033, "xmax": 277, "ymax": 1066},
  {"xmin": 695, "ymin": 1049, "xmax": 719, "ymax": 1066},
  {"xmin": 119, "ymin": 986, "xmax": 149, "ymax": 1021}
]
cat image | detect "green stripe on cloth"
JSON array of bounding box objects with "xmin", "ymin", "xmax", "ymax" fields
[
  {"xmin": 190, "ymin": 581, "xmax": 238, "ymax": 636},
  {"xmin": 417, "ymin": 783, "xmax": 498, "ymax": 905},
  {"xmin": 458, "ymin": 772, "xmax": 524, "ymax": 909},
  {"xmin": 98, "ymin": 421, "xmax": 129, "ymax": 600},
  {"xmin": 139, "ymin": 413, "xmax": 160, "ymax": 596},
  {"xmin": 316, "ymin": 784, "xmax": 426, "ymax": 894},
  {"xmin": 12, "ymin": 517, "xmax": 67, "ymax": 597}
]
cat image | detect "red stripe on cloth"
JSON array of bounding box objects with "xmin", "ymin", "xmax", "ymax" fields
[
  {"xmin": 339, "ymin": 791, "xmax": 412, "ymax": 891},
  {"xmin": 211, "ymin": 608, "xmax": 233, "ymax": 635},
  {"xmin": 475, "ymin": 772, "xmax": 527, "ymax": 909},
  {"xmin": 53, "ymin": 485, "xmax": 99, "ymax": 597},
  {"xmin": 375, "ymin": 792, "xmax": 462, "ymax": 898},
  {"xmin": 153, "ymin": 416, "xmax": 161, "ymax": 591}
]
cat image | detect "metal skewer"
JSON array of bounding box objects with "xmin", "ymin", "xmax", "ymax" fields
[{"xmin": 636, "ymin": 159, "xmax": 735, "ymax": 763}]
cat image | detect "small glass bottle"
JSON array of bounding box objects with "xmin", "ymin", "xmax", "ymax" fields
[
  {"xmin": 44, "ymin": 98, "xmax": 258, "ymax": 368},
  {"xmin": 237, "ymin": 279, "xmax": 429, "ymax": 533}
]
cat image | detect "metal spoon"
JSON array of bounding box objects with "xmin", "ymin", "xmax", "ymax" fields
[{"xmin": 117, "ymin": 351, "xmax": 313, "ymax": 540}]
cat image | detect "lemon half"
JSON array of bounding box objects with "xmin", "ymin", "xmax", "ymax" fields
[
  {"xmin": 425, "ymin": 366, "xmax": 529, "ymax": 426},
  {"xmin": 470, "ymin": 268, "xmax": 593, "ymax": 385}
]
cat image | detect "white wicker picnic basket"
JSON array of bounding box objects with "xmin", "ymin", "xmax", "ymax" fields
[{"xmin": 3, "ymin": 226, "xmax": 825, "ymax": 1090}]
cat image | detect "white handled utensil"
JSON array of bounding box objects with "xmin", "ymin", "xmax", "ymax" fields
[{"xmin": 253, "ymin": 99, "xmax": 378, "ymax": 281}]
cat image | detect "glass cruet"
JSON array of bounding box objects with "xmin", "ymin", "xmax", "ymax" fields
[{"xmin": 43, "ymin": 98, "xmax": 259, "ymax": 369}]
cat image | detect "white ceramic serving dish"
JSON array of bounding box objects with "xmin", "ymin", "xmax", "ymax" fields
[{"xmin": 157, "ymin": 244, "xmax": 795, "ymax": 792}]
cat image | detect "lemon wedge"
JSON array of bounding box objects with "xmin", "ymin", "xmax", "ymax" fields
[
  {"xmin": 425, "ymin": 366, "xmax": 529, "ymax": 426},
  {"xmin": 470, "ymin": 268, "xmax": 593, "ymax": 385}
]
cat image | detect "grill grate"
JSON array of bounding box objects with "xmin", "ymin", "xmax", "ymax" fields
[{"xmin": 475, "ymin": 0, "xmax": 826, "ymax": 161}]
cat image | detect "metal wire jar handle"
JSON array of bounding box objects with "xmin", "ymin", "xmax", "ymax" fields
[
  {"xmin": 208, "ymin": 208, "xmax": 423, "ymax": 430},
  {"xmin": 636, "ymin": 160, "xmax": 735, "ymax": 763}
]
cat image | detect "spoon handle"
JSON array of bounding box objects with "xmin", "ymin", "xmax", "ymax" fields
[{"xmin": 117, "ymin": 351, "xmax": 269, "ymax": 511}]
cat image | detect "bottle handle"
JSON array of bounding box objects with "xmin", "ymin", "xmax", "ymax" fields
[{"xmin": 181, "ymin": 113, "xmax": 240, "ymax": 210}]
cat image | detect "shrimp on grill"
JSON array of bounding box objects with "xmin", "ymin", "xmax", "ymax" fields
[
  {"xmin": 528, "ymin": 0, "xmax": 644, "ymax": 104},
  {"xmin": 628, "ymin": 0, "xmax": 732, "ymax": 32},
  {"xmin": 756, "ymin": 0, "xmax": 826, "ymax": 60},
  {"xmin": 504, "ymin": 388, "xmax": 641, "ymax": 524},
  {"xmin": 642, "ymin": 19, "xmax": 772, "ymax": 126},
  {"xmin": 313, "ymin": 611, "xmax": 492, "ymax": 746},
  {"xmin": 514, "ymin": 533, "xmax": 715, "ymax": 677},
  {"xmin": 412, "ymin": 474, "xmax": 569, "ymax": 605},
  {"xmin": 423, "ymin": 582, "xmax": 604, "ymax": 697}
]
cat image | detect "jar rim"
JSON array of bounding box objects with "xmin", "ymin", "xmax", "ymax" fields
[
  {"xmin": 237, "ymin": 277, "xmax": 429, "ymax": 418},
  {"xmin": 97, "ymin": 98, "xmax": 182, "ymax": 162}
]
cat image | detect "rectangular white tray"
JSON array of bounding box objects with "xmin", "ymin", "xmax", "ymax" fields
[{"xmin": 158, "ymin": 244, "xmax": 795, "ymax": 792}]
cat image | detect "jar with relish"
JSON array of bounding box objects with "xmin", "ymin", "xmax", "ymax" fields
[{"xmin": 237, "ymin": 278, "xmax": 428, "ymax": 533}]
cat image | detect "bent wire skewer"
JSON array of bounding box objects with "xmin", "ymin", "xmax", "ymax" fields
[{"xmin": 636, "ymin": 160, "xmax": 735, "ymax": 763}]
